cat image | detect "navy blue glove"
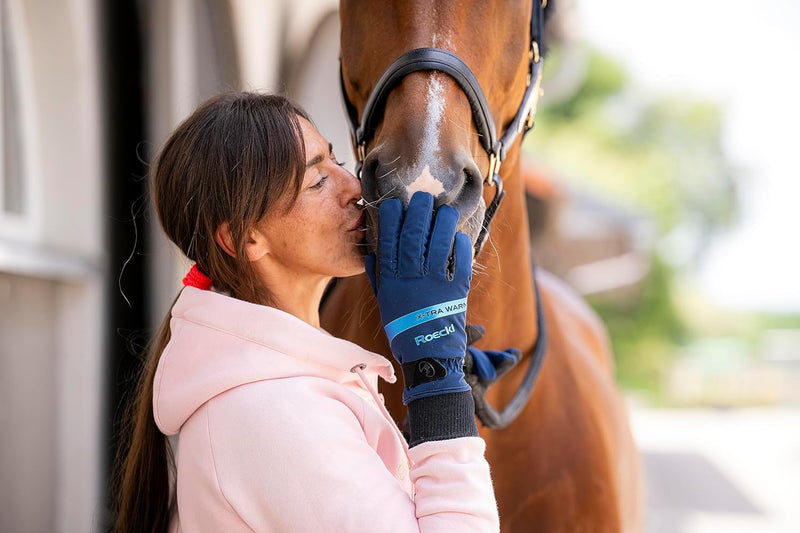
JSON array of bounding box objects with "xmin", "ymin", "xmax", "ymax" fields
[
  {"xmin": 465, "ymin": 346, "xmax": 520, "ymax": 384},
  {"xmin": 463, "ymin": 324, "xmax": 520, "ymax": 386},
  {"xmin": 365, "ymin": 192, "xmax": 472, "ymax": 404}
]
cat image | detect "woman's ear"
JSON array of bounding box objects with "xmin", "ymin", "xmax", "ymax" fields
[
  {"xmin": 214, "ymin": 222, "xmax": 238, "ymax": 258},
  {"xmin": 214, "ymin": 222, "xmax": 269, "ymax": 262}
]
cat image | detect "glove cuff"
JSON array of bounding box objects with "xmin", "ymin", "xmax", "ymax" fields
[
  {"xmin": 401, "ymin": 357, "xmax": 469, "ymax": 404},
  {"xmin": 406, "ymin": 391, "xmax": 478, "ymax": 447}
]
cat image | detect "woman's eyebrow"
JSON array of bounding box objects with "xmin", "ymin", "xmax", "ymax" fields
[{"xmin": 305, "ymin": 143, "xmax": 334, "ymax": 168}]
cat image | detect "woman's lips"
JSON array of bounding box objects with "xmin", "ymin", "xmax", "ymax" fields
[{"xmin": 348, "ymin": 210, "xmax": 366, "ymax": 232}]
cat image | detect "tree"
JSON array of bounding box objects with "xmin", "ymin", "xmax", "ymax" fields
[{"xmin": 525, "ymin": 47, "xmax": 741, "ymax": 392}]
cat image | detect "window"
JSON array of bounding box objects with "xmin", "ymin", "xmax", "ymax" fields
[{"xmin": 0, "ymin": 0, "xmax": 24, "ymax": 217}]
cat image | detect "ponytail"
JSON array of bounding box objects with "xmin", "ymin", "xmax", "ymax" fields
[{"xmin": 111, "ymin": 298, "xmax": 177, "ymax": 533}]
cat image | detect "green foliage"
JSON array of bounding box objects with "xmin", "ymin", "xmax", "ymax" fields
[
  {"xmin": 528, "ymin": 48, "xmax": 739, "ymax": 239},
  {"xmin": 588, "ymin": 258, "xmax": 686, "ymax": 393},
  {"xmin": 542, "ymin": 48, "xmax": 627, "ymax": 121},
  {"xmin": 525, "ymin": 46, "xmax": 743, "ymax": 396}
]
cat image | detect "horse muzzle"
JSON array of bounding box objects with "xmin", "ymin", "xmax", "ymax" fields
[{"xmin": 359, "ymin": 145, "xmax": 487, "ymax": 253}]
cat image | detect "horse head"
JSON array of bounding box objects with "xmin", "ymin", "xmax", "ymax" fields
[{"xmin": 340, "ymin": 0, "xmax": 546, "ymax": 253}]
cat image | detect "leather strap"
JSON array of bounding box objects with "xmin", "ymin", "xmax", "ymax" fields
[
  {"xmin": 342, "ymin": 0, "xmax": 546, "ymax": 166},
  {"xmin": 472, "ymin": 263, "xmax": 548, "ymax": 429},
  {"xmin": 355, "ymin": 48, "xmax": 500, "ymax": 157}
]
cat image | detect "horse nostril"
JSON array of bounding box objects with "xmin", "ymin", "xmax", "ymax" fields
[
  {"xmin": 360, "ymin": 155, "xmax": 381, "ymax": 204},
  {"xmin": 447, "ymin": 155, "xmax": 483, "ymax": 203},
  {"xmin": 463, "ymin": 164, "xmax": 479, "ymax": 187}
]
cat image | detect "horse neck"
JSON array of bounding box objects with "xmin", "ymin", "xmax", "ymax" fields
[{"xmin": 468, "ymin": 147, "xmax": 540, "ymax": 355}]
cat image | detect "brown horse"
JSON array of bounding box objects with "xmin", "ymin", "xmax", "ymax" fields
[{"xmin": 321, "ymin": 1, "xmax": 644, "ymax": 531}]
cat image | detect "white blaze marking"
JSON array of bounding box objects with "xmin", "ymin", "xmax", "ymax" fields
[
  {"xmin": 407, "ymin": 73, "xmax": 447, "ymax": 200},
  {"xmin": 422, "ymin": 74, "xmax": 445, "ymax": 158},
  {"xmin": 407, "ymin": 165, "xmax": 446, "ymax": 198}
]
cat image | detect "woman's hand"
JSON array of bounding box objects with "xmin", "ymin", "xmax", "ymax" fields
[{"xmin": 365, "ymin": 192, "xmax": 472, "ymax": 404}]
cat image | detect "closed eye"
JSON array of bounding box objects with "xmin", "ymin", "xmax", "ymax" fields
[{"xmin": 310, "ymin": 176, "xmax": 328, "ymax": 190}]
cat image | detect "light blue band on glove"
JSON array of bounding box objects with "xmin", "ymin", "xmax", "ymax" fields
[{"xmin": 384, "ymin": 297, "xmax": 468, "ymax": 343}]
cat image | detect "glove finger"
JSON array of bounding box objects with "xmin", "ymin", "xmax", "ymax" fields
[
  {"xmin": 426, "ymin": 204, "xmax": 459, "ymax": 278},
  {"xmin": 451, "ymin": 232, "xmax": 474, "ymax": 283},
  {"xmin": 486, "ymin": 348, "xmax": 520, "ymax": 380},
  {"xmin": 486, "ymin": 348, "xmax": 521, "ymax": 366},
  {"xmin": 364, "ymin": 253, "xmax": 378, "ymax": 294},
  {"xmin": 466, "ymin": 346, "xmax": 498, "ymax": 382},
  {"xmin": 378, "ymin": 198, "xmax": 403, "ymax": 277},
  {"xmin": 398, "ymin": 192, "xmax": 433, "ymax": 277}
]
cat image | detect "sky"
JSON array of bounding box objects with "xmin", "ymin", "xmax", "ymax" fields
[{"xmin": 577, "ymin": 0, "xmax": 800, "ymax": 313}]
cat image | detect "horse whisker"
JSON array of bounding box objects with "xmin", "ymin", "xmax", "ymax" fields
[
  {"xmin": 377, "ymin": 167, "xmax": 398, "ymax": 180},
  {"xmin": 445, "ymin": 116, "xmax": 480, "ymax": 138},
  {"xmin": 361, "ymin": 186, "xmax": 399, "ymax": 208},
  {"xmin": 487, "ymin": 233, "xmax": 502, "ymax": 273}
]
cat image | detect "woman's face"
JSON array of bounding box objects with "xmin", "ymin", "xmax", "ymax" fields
[{"xmin": 257, "ymin": 117, "xmax": 366, "ymax": 280}]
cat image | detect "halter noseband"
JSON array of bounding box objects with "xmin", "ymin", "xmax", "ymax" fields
[{"xmin": 341, "ymin": 0, "xmax": 546, "ymax": 257}]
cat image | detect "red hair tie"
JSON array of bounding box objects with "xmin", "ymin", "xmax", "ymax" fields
[{"xmin": 182, "ymin": 264, "xmax": 213, "ymax": 290}]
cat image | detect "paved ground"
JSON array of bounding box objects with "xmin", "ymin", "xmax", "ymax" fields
[{"xmin": 629, "ymin": 405, "xmax": 800, "ymax": 533}]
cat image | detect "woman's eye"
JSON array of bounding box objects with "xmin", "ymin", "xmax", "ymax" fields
[
  {"xmin": 336, "ymin": 160, "xmax": 346, "ymax": 167},
  {"xmin": 310, "ymin": 176, "xmax": 327, "ymax": 190}
]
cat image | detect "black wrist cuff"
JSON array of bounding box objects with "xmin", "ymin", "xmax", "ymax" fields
[{"xmin": 406, "ymin": 391, "xmax": 478, "ymax": 447}]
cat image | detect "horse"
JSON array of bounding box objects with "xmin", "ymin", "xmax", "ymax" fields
[{"xmin": 320, "ymin": 1, "xmax": 644, "ymax": 530}]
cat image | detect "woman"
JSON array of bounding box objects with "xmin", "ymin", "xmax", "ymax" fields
[{"xmin": 113, "ymin": 92, "xmax": 500, "ymax": 532}]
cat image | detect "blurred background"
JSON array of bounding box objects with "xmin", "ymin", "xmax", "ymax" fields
[{"xmin": 0, "ymin": 0, "xmax": 797, "ymax": 531}]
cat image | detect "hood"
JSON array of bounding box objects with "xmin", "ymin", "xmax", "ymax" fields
[{"xmin": 153, "ymin": 287, "xmax": 396, "ymax": 435}]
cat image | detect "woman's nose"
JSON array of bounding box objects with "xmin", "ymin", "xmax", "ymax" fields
[{"xmin": 339, "ymin": 165, "xmax": 362, "ymax": 204}]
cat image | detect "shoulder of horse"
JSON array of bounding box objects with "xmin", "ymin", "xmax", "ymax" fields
[{"xmin": 535, "ymin": 268, "xmax": 614, "ymax": 372}]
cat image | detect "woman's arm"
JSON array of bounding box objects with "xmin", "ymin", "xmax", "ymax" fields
[{"xmin": 192, "ymin": 379, "xmax": 498, "ymax": 532}]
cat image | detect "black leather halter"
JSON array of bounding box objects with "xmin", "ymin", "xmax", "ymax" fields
[
  {"xmin": 340, "ymin": 1, "xmax": 549, "ymax": 430},
  {"xmin": 341, "ymin": 1, "xmax": 546, "ymax": 258}
]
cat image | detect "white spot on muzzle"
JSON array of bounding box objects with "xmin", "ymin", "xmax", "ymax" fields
[{"xmin": 407, "ymin": 164, "xmax": 446, "ymax": 197}]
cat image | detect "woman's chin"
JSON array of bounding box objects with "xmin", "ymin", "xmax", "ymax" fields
[{"xmin": 338, "ymin": 251, "xmax": 369, "ymax": 279}]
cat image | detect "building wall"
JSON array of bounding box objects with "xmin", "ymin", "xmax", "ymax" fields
[
  {"xmin": 0, "ymin": 0, "xmax": 105, "ymax": 531},
  {"xmin": 0, "ymin": 0, "xmax": 356, "ymax": 529}
]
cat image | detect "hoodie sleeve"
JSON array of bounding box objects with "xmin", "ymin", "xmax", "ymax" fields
[{"xmin": 195, "ymin": 379, "xmax": 499, "ymax": 532}]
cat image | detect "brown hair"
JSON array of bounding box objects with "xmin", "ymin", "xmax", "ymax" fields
[{"xmin": 111, "ymin": 92, "xmax": 309, "ymax": 532}]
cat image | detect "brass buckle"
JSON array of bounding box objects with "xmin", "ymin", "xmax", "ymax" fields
[
  {"xmin": 357, "ymin": 142, "xmax": 366, "ymax": 161},
  {"xmin": 487, "ymin": 153, "xmax": 501, "ymax": 186}
]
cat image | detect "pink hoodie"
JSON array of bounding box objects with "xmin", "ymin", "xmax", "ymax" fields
[{"xmin": 153, "ymin": 287, "xmax": 499, "ymax": 532}]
